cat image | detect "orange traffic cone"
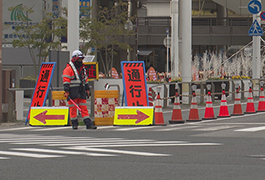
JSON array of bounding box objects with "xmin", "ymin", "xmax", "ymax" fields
[
  {"xmin": 187, "ymin": 92, "xmax": 201, "ymax": 122},
  {"xmin": 154, "ymin": 93, "xmax": 167, "ymax": 125},
  {"xmin": 231, "ymin": 89, "xmax": 243, "ymax": 116},
  {"xmin": 169, "ymin": 92, "xmax": 185, "ymax": 124},
  {"xmin": 245, "ymin": 88, "xmax": 256, "ymax": 114},
  {"xmin": 217, "ymin": 90, "xmax": 230, "ymax": 118},
  {"xmin": 257, "ymin": 87, "xmax": 265, "ymax": 112},
  {"xmin": 202, "ymin": 92, "xmax": 216, "ymax": 120}
]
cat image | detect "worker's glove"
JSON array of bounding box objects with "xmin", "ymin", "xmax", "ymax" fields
[
  {"xmin": 64, "ymin": 92, "xmax": 69, "ymax": 99},
  {"xmin": 86, "ymin": 90, "xmax": 90, "ymax": 99}
]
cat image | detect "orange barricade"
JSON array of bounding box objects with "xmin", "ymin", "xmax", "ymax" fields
[{"xmin": 94, "ymin": 90, "xmax": 119, "ymax": 125}]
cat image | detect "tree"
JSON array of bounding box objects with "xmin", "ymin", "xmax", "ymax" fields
[
  {"xmin": 7, "ymin": 5, "xmax": 67, "ymax": 78},
  {"xmin": 79, "ymin": 1, "xmax": 135, "ymax": 76}
]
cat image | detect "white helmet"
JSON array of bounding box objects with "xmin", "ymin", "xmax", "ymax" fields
[{"xmin": 72, "ymin": 50, "xmax": 84, "ymax": 58}]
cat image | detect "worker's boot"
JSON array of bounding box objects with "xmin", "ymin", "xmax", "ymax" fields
[
  {"xmin": 71, "ymin": 119, "xmax": 79, "ymax": 130},
  {"xmin": 83, "ymin": 118, "xmax": 97, "ymax": 129}
]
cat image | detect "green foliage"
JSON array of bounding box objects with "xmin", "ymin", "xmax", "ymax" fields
[
  {"xmin": 79, "ymin": 1, "xmax": 135, "ymax": 76},
  {"xmin": 6, "ymin": 5, "xmax": 67, "ymax": 78}
]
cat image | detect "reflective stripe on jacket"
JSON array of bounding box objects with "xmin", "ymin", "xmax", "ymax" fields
[{"xmin": 62, "ymin": 63, "xmax": 89, "ymax": 99}]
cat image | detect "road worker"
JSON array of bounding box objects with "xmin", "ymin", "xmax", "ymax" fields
[{"xmin": 62, "ymin": 50, "xmax": 97, "ymax": 130}]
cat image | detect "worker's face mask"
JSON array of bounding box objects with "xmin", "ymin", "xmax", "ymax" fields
[{"xmin": 75, "ymin": 58, "xmax": 83, "ymax": 67}]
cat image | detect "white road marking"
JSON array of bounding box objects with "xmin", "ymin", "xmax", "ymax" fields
[
  {"xmin": 114, "ymin": 126, "xmax": 158, "ymax": 131},
  {"xmin": 0, "ymin": 150, "xmax": 64, "ymax": 158},
  {"xmin": 0, "ymin": 127, "xmax": 41, "ymax": 132},
  {"xmin": 155, "ymin": 125, "xmax": 199, "ymax": 131},
  {"xmin": 29, "ymin": 126, "xmax": 72, "ymax": 131},
  {"xmin": 235, "ymin": 126, "xmax": 265, "ymax": 132},
  {"xmin": 194, "ymin": 125, "xmax": 237, "ymax": 131},
  {"xmin": 65, "ymin": 147, "xmax": 171, "ymax": 156},
  {"xmin": 12, "ymin": 148, "xmax": 116, "ymax": 157},
  {"xmin": 0, "ymin": 157, "xmax": 9, "ymax": 160}
]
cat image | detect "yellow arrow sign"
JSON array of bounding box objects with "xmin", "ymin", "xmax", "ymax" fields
[
  {"xmin": 114, "ymin": 106, "xmax": 154, "ymax": 125},
  {"xmin": 30, "ymin": 107, "xmax": 69, "ymax": 126}
]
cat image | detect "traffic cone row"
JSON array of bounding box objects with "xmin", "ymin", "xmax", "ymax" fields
[
  {"xmin": 153, "ymin": 86, "xmax": 265, "ymax": 125},
  {"xmin": 245, "ymin": 87, "xmax": 256, "ymax": 114},
  {"xmin": 217, "ymin": 90, "xmax": 230, "ymax": 118},
  {"xmin": 257, "ymin": 87, "xmax": 265, "ymax": 112},
  {"xmin": 169, "ymin": 92, "xmax": 184, "ymax": 124},
  {"xmin": 154, "ymin": 93, "xmax": 166, "ymax": 126},
  {"xmin": 231, "ymin": 88, "xmax": 243, "ymax": 116},
  {"xmin": 202, "ymin": 92, "xmax": 216, "ymax": 120},
  {"xmin": 187, "ymin": 92, "xmax": 201, "ymax": 122}
]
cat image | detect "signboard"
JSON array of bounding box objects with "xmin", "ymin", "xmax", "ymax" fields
[
  {"xmin": 248, "ymin": 0, "xmax": 262, "ymax": 14},
  {"xmin": 3, "ymin": 0, "xmax": 43, "ymax": 43},
  {"xmin": 147, "ymin": 67, "xmax": 157, "ymax": 81},
  {"xmin": 84, "ymin": 62, "xmax": 99, "ymax": 81},
  {"xmin": 30, "ymin": 107, "xmax": 69, "ymax": 126},
  {"xmin": 121, "ymin": 61, "xmax": 149, "ymax": 106},
  {"xmin": 26, "ymin": 62, "xmax": 56, "ymax": 124},
  {"xmin": 114, "ymin": 106, "xmax": 154, "ymax": 125},
  {"xmin": 248, "ymin": 19, "xmax": 263, "ymax": 36},
  {"xmin": 111, "ymin": 67, "xmax": 119, "ymax": 79}
]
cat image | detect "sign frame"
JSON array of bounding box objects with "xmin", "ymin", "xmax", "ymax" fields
[
  {"xmin": 121, "ymin": 61, "xmax": 149, "ymax": 106},
  {"xmin": 25, "ymin": 62, "xmax": 56, "ymax": 125},
  {"xmin": 84, "ymin": 62, "xmax": 99, "ymax": 81}
]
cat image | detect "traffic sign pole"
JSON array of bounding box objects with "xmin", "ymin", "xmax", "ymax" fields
[{"xmin": 166, "ymin": 28, "xmax": 169, "ymax": 78}]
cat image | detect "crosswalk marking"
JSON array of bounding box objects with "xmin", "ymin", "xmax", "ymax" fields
[
  {"xmin": 0, "ymin": 132, "xmax": 222, "ymax": 159},
  {"xmin": 193, "ymin": 125, "xmax": 237, "ymax": 131},
  {"xmin": 11, "ymin": 148, "xmax": 116, "ymax": 157},
  {"xmin": 235, "ymin": 126, "xmax": 265, "ymax": 132},
  {"xmin": 3, "ymin": 124, "xmax": 265, "ymax": 133},
  {"xmin": 0, "ymin": 157, "xmax": 9, "ymax": 159},
  {"xmin": 64, "ymin": 146, "xmax": 171, "ymax": 156},
  {"xmin": 0, "ymin": 150, "xmax": 64, "ymax": 158},
  {"xmin": 155, "ymin": 125, "xmax": 199, "ymax": 131}
]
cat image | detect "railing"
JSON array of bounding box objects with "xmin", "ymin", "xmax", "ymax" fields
[
  {"xmin": 137, "ymin": 17, "xmax": 253, "ymax": 27},
  {"xmin": 6, "ymin": 78, "xmax": 265, "ymax": 121}
]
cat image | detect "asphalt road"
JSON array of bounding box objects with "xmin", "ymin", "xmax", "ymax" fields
[{"xmin": 1, "ymin": 105, "xmax": 265, "ymax": 180}]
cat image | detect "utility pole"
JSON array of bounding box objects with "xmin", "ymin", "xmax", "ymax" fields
[{"xmin": 0, "ymin": 0, "xmax": 2, "ymax": 122}]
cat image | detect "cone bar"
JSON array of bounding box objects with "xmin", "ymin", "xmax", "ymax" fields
[
  {"xmin": 154, "ymin": 93, "xmax": 167, "ymax": 125},
  {"xmin": 187, "ymin": 92, "xmax": 201, "ymax": 122},
  {"xmin": 231, "ymin": 88, "xmax": 243, "ymax": 116},
  {"xmin": 202, "ymin": 91, "xmax": 216, "ymax": 120},
  {"xmin": 245, "ymin": 86, "xmax": 256, "ymax": 114},
  {"xmin": 169, "ymin": 92, "xmax": 185, "ymax": 124},
  {"xmin": 217, "ymin": 90, "xmax": 230, "ymax": 118},
  {"xmin": 257, "ymin": 86, "xmax": 265, "ymax": 112}
]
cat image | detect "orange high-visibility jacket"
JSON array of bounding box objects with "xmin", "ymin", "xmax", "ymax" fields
[{"xmin": 62, "ymin": 63, "xmax": 90, "ymax": 99}]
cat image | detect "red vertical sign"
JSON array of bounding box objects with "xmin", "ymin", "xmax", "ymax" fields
[
  {"xmin": 121, "ymin": 61, "xmax": 149, "ymax": 106},
  {"xmin": 26, "ymin": 62, "xmax": 56, "ymax": 123}
]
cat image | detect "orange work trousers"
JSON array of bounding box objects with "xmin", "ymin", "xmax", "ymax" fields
[{"xmin": 68, "ymin": 98, "xmax": 90, "ymax": 120}]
